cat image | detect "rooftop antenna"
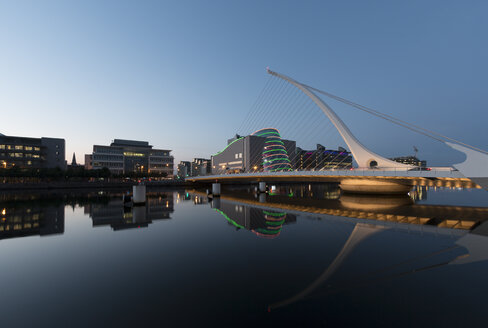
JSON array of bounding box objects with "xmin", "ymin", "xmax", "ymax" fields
[{"xmin": 413, "ymin": 146, "xmax": 419, "ymax": 158}]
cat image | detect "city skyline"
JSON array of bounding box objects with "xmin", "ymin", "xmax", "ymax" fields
[{"xmin": 1, "ymin": 1, "xmax": 488, "ymax": 166}]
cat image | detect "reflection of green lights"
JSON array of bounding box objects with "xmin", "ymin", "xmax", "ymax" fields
[
  {"xmin": 256, "ymin": 228, "xmax": 280, "ymax": 235},
  {"xmin": 266, "ymin": 220, "xmax": 285, "ymax": 226},
  {"xmin": 263, "ymin": 211, "xmax": 286, "ymax": 217},
  {"xmin": 214, "ymin": 209, "xmax": 245, "ymax": 229},
  {"xmin": 288, "ymin": 192, "xmax": 294, "ymax": 197}
]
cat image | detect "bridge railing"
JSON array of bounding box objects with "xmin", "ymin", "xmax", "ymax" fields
[{"xmin": 193, "ymin": 167, "xmax": 463, "ymax": 179}]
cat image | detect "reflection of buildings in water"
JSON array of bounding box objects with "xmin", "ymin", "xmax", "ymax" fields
[
  {"xmin": 0, "ymin": 204, "xmax": 64, "ymax": 240},
  {"xmin": 254, "ymin": 210, "xmax": 288, "ymax": 239},
  {"xmin": 213, "ymin": 200, "xmax": 296, "ymax": 239},
  {"xmin": 409, "ymin": 185, "xmax": 427, "ymax": 201},
  {"xmin": 85, "ymin": 193, "xmax": 174, "ymax": 231},
  {"xmin": 267, "ymin": 183, "xmax": 341, "ymax": 200},
  {"xmin": 176, "ymin": 191, "xmax": 192, "ymax": 204},
  {"xmin": 193, "ymin": 195, "xmax": 208, "ymax": 205}
]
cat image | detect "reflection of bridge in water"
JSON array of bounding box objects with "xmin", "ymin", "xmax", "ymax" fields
[
  {"xmin": 193, "ymin": 185, "xmax": 488, "ymax": 232},
  {"xmin": 189, "ymin": 185, "xmax": 488, "ymax": 310}
]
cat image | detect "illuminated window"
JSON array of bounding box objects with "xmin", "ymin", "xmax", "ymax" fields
[
  {"xmin": 239, "ymin": 153, "xmax": 242, "ymax": 158},
  {"xmin": 0, "ymin": 145, "xmax": 4, "ymax": 149},
  {"xmin": 33, "ymin": 154, "xmax": 40, "ymax": 158},
  {"xmin": 15, "ymin": 145, "xmax": 23, "ymax": 150},
  {"xmin": 7, "ymin": 145, "xmax": 12, "ymax": 150},
  {"xmin": 27, "ymin": 161, "xmax": 32, "ymax": 165},
  {"xmin": 123, "ymin": 152, "xmax": 145, "ymax": 157},
  {"xmin": 15, "ymin": 153, "xmax": 23, "ymax": 158},
  {"xmin": 34, "ymin": 147, "xmax": 40, "ymax": 151},
  {"xmin": 8, "ymin": 153, "xmax": 14, "ymax": 157},
  {"xmin": 25, "ymin": 153, "xmax": 32, "ymax": 158},
  {"xmin": 24, "ymin": 146, "xmax": 33, "ymax": 151}
]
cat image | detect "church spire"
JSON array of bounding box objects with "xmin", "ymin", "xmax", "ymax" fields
[{"xmin": 71, "ymin": 152, "xmax": 77, "ymax": 166}]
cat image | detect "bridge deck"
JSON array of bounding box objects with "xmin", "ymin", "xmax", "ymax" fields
[{"xmin": 186, "ymin": 169, "xmax": 479, "ymax": 189}]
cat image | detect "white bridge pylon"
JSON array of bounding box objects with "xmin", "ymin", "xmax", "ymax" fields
[{"xmin": 267, "ymin": 69, "xmax": 415, "ymax": 170}]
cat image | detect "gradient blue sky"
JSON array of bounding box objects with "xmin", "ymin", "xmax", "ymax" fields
[{"xmin": 1, "ymin": 1, "xmax": 487, "ymax": 166}]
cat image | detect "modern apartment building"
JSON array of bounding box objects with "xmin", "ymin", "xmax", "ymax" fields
[
  {"xmin": 89, "ymin": 139, "xmax": 173, "ymax": 176},
  {"xmin": 177, "ymin": 161, "xmax": 191, "ymax": 178},
  {"xmin": 295, "ymin": 144, "xmax": 352, "ymax": 170},
  {"xmin": 0, "ymin": 133, "xmax": 66, "ymax": 169},
  {"xmin": 191, "ymin": 158, "xmax": 211, "ymax": 176}
]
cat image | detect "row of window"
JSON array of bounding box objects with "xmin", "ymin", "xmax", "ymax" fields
[
  {"xmin": 94, "ymin": 147, "xmax": 123, "ymax": 154},
  {"xmin": 150, "ymin": 152, "xmax": 170, "ymax": 157},
  {"xmin": 150, "ymin": 164, "xmax": 173, "ymax": 168},
  {"xmin": 149, "ymin": 157, "xmax": 174, "ymax": 163},
  {"xmin": 93, "ymin": 155, "xmax": 123, "ymax": 161},
  {"xmin": 0, "ymin": 145, "xmax": 41, "ymax": 151},
  {"xmin": 92, "ymin": 162, "xmax": 124, "ymax": 167},
  {"xmin": 0, "ymin": 153, "xmax": 41, "ymax": 158},
  {"xmin": 234, "ymin": 153, "xmax": 243, "ymax": 159}
]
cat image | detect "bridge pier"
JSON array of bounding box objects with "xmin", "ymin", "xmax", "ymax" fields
[
  {"xmin": 212, "ymin": 183, "xmax": 221, "ymax": 197},
  {"xmin": 259, "ymin": 182, "xmax": 267, "ymax": 193}
]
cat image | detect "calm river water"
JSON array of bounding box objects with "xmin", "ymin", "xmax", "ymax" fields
[{"xmin": 1, "ymin": 184, "xmax": 488, "ymax": 327}]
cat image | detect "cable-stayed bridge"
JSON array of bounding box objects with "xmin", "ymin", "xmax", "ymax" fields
[{"xmin": 188, "ymin": 69, "xmax": 488, "ymax": 193}]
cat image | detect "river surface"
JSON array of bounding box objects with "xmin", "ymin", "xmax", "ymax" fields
[{"xmin": 1, "ymin": 184, "xmax": 488, "ymax": 327}]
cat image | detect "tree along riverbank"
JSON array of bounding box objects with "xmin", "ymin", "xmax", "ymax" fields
[{"xmin": 0, "ymin": 180, "xmax": 191, "ymax": 191}]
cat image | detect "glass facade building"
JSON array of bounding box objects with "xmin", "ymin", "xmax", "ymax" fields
[
  {"xmin": 251, "ymin": 128, "xmax": 292, "ymax": 172},
  {"xmin": 90, "ymin": 139, "xmax": 173, "ymax": 176}
]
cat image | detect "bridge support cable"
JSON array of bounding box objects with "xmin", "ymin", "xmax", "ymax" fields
[
  {"xmin": 246, "ymin": 78, "xmax": 285, "ymax": 135},
  {"xmin": 240, "ymin": 75, "xmax": 344, "ymax": 172},
  {"xmin": 237, "ymin": 75, "xmax": 273, "ymax": 134},
  {"xmin": 267, "ymin": 69, "xmax": 414, "ymax": 169},
  {"xmin": 242, "ymin": 77, "xmax": 282, "ymax": 136},
  {"xmin": 304, "ymin": 84, "xmax": 488, "ymax": 155}
]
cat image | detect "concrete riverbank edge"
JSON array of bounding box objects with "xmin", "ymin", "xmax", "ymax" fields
[{"xmin": 0, "ymin": 180, "xmax": 191, "ymax": 191}]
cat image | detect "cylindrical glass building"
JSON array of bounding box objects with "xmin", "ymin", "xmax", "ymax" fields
[{"xmin": 251, "ymin": 128, "xmax": 292, "ymax": 172}]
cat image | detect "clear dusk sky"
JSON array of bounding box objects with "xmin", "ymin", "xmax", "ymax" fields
[{"xmin": 1, "ymin": 1, "xmax": 487, "ymax": 166}]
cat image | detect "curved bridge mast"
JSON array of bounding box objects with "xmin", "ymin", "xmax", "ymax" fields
[{"xmin": 267, "ymin": 69, "xmax": 414, "ymax": 170}]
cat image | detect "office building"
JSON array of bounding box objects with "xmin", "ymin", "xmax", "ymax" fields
[
  {"xmin": 84, "ymin": 154, "xmax": 93, "ymax": 170},
  {"xmin": 295, "ymin": 144, "xmax": 352, "ymax": 170},
  {"xmin": 191, "ymin": 158, "xmax": 211, "ymax": 176},
  {"xmin": 211, "ymin": 129, "xmax": 296, "ymax": 175},
  {"xmin": 390, "ymin": 156, "xmax": 426, "ymax": 168},
  {"xmin": 89, "ymin": 139, "xmax": 173, "ymax": 176},
  {"xmin": 0, "ymin": 133, "xmax": 65, "ymax": 169},
  {"xmin": 177, "ymin": 161, "xmax": 191, "ymax": 178}
]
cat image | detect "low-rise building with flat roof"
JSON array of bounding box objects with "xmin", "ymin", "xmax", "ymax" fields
[
  {"xmin": 0, "ymin": 133, "xmax": 66, "ymax": 169},
  {"xmin": 89, "ymin": 139, "xmax": 173, "ymax": 176}
]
